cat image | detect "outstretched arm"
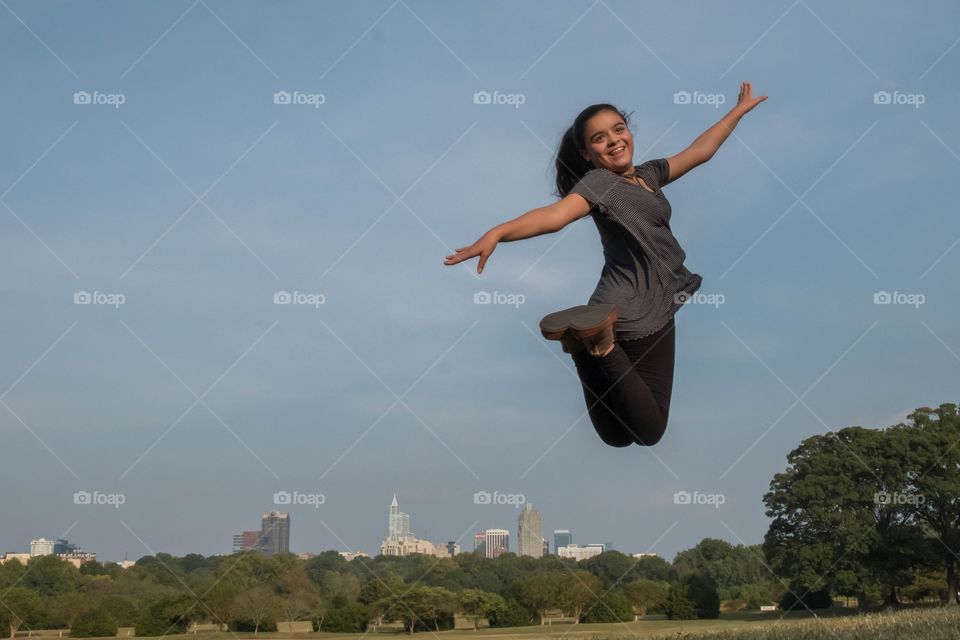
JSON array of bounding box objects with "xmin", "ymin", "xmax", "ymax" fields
[
  {"xmin": 664, "ymin": 81, "xmax": 768, "ymax": 184},
  {"xmin": 443, "ymin": 194, "xmax": 592, "ymax": 274}
]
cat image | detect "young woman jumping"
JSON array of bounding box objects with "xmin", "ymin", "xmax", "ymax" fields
[{"xmin": 444, "ymin": 82, "xmax": 767, "ymax": 448}]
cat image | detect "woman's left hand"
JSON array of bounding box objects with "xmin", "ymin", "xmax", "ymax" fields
[{"xmin": 736, "ymin": 81, "xmax": 767, "ymax": 114}]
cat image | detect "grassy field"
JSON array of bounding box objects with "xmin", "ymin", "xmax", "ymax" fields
[{"xmin": 18, "ymin": 606, "xmax": 960, "ymax": 640}]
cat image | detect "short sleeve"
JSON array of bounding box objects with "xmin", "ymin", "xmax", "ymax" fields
[
  {"xmin": 639, "ymin": 158, "xmax": 672, "ymax": 189},
  {"xmin": 569, "ymin": 169, "xmax": 614, "ymax": 213}
]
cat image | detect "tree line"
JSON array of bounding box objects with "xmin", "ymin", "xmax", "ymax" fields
[{"xmin": 0, "ymin": 539, "xmax": 775, "ymax": 636}]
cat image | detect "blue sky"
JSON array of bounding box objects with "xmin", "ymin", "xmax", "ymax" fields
[{"xmin": 1, "ymin": 0, "xmax": 958, "ymax": 567}]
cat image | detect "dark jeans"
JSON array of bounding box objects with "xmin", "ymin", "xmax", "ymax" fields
[{"xmin": 570, "ymin": 317, "xmax": 676, "ymax": 447}]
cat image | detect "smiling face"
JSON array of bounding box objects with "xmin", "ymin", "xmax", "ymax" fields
[{"xmin": 578, "ymin": 110, "xmax": 634, "ymax": 173}]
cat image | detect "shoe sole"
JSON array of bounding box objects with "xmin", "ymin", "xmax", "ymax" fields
[{"xmin": 539, "ymin": 304, "xmax": 617, "ymax": 340}]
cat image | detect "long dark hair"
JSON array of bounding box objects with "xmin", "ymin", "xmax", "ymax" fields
[{"xmin": 554, "ymin": 103, "xmax": 631, "ymax": 198}]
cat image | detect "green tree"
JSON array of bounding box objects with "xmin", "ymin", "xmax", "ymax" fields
[
  {"xmin": 903, "ymin": 404, "xmax": 960, "ymax": 605},
  {"xmin": 3, "ymin": 587, "xmax": 41, "ymax": 638},
  {"xmin": 580, "ymin": 551, "xmax": 639, "ymax": 586},
  {"xmin": 581, "ymin": 590, "xmax": 633, "ymax": 623},
  {"xmin": 48, "ymin": 592, "xmax": 89, "ymax": 630},
  {"xmin": 486, "ymin": 598, "xmax": 532, "ymax": 628},
  {"xmin": 458, "ymin": 589, "xmax": 504, "ymax": 630},
  {"xmin": 685, "ymin": 574, "xmax": 720, "ymax": 619},
  {"xmin": 320, "ymin": 601, "xmax": 367, "ymax": 633},
  {"xmin": 517, "ymin": 573, "xmax": 561, "ymax": 625},
  {"xmin": 134, "ymin": 595, "xmax": 195, "ymax": 637},
  {"xmin": 197, "ymin": 579, "xmax": 240, "ymax": 631},
  {"xmin": 277, "ymin": 565, "xmax": 320, "ymax": 632},
  {"xmin": 228, "ymin": 584, "xmax": 281, "ymax": 634},
  {"xmin": 557, "ymin": 570, "xmax": 602, "ymax": 624},
  {"xmin": 70, "ymin": 608, "xmax": 118, "ymax": 638},
  {"xmin": 665, "ymin": 583, "xmax": 696, "ymax": 620},
  {"xmin": 624, "ymin": 578, "xmax": 670, "ymax": 616},
  {"xmin": 22, "ymin": 556, "xmax": 79, "ymax": 597},
  {"xmin": 763, "ymin": 427, "xmax": 897, "ymax": 608}
]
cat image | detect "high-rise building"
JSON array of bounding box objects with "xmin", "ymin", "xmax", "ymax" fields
[
  {"xmin": 554, "ymin": 529, "xmax": 572, "ymax": 552},
  {"xmin": 542, "ymin": 538, "xmax": 550, "ymax": 556},
  {"xmin": 379, "ymin": 494, "xmax": 447, "ymax": 557},
  {"xmin": 446, "ymin": 541, "xmax": 460, "ymax": 557},
  {"xmin": 260, "ymin": 512, "xmax": 290, "ymax": 555},
  {"xmin": 388, "ymin": 494, "xmax": 412, "ymax": 540},
  {"xmin": 232, "ymin": 530, "xmax": 262, "ymax": 553},
  {"xmin": 484, "ymin": 529, "xmax": 509, "ymax": 558},
  {"xmin": 473, "ymin": 532, "xmax": 486, "ymax": 556},
  {"xmin": 517, "ymin": 504, "xmax": 543, "ymax": 558}
]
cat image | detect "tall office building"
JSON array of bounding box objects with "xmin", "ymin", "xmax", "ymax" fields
[
  {"xmin": 517, "ymin": 504, "xmax": 543, "ymax": 558},
  {"xmin": 554, "ymin": 529, "xmax": 572, "ymax": 552},
  {"xmin": 484, "ymin": 529, "xmax": 509, "ymax": 558},
  {"xmin": 260, "ymin": 511, "xmax": 290, "ymax": 555},
  {"xmin": 473, "ymin": 532, "xmax": 486, "ymax": 556},
  {"xmin": 380, "ymin": 494, "xmax": 446, "ymax": 557},
  {"xmin": 388, "ymin": 494, "xmax": 412, "ymax": 540}
]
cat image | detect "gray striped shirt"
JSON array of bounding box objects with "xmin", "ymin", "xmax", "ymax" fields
[{"xmin": 570, "ymin": 158, "xmax": 703, "ymax": 339}]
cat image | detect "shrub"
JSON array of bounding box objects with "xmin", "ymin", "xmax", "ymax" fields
[
  {"xmin": 321, "ymin": 603, "xmax": 368, "ymax": 633},
  {"xmin": 582, "ymin": 591, "xmax": 634, "ymax": 623}
]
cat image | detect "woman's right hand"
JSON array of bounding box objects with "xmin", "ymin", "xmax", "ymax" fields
[{"xmin": 443, "ymin": 230, "xmax": 500, "ymax": 274}]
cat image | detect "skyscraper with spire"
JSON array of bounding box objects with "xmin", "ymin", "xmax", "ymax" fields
[
  {"xmin": 388, "ymin": 493, "xmax": 412, "ymax": 540},
  {"xmin": 381, "ymin": 494, "xmax": 439, "ymax": 556}
]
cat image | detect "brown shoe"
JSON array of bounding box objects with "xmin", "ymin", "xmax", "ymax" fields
[{"xmin": 540, "ymin": 304, "xmax": 617, "ymax": 356}]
